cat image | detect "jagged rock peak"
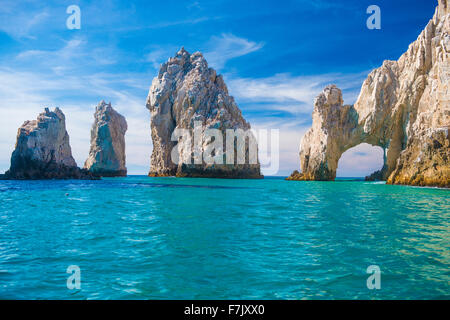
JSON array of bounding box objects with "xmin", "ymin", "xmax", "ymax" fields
[
  {"xmin": 84, "ymin": 101, "xmax": 127, "ymax": 177},
  {"xmin": 288, "ymin": 1, "xmax": 449, "ymax": 188},
  {"xmin": 146, "ymin": 48, "xmax": 262, "ymax": 178},
  {"xmin": 315, "ymin": 84, "xmax": 344, "ymax": 108},
  {"xmin": 3, "ymin": 107, "xmax": 95, "ymax": 180}
]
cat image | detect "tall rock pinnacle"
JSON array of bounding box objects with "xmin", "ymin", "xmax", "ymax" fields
[
  {"xmin": 84, "ymin": 101, "xmax": 128, "ymax": 177},
  {"xmin": 146, "ymin": 48, "xmax": 262, "ymax": 178},
  {"xmin": 288, "ymin": 0, "xmax": 449, "ymax": 188}
]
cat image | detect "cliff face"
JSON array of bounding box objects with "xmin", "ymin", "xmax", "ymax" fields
[
  {"xmin": 84, "ymin": 101, "xmax": 127, "ymax": 177},
  {"xmin": 4, "ymin": 108, "xmax": 95, "ymax": 180},
  {"xmin": 288, "ymin": 1, "xmax": 449, "ymax": 188},
  {"xmin": 146, "ymin": 48, "xmax": 262, "ymax": 178}
]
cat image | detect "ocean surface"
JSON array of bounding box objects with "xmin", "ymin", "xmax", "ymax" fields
[{"xmin": 0, "ymin": 176, "xmax": 448, "ymax": 299}]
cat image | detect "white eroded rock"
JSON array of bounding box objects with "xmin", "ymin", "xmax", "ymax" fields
[
  {"xmin": 288, "ymin": 1, "xmax": 449, "ymax": 187},
  {"xmin": 4, "ymin": 108, "xmax": 94, "ymax": 179},
  {"xmin": 84, "ymin": 101, "xmax": 128, "ymax": 177},
  {"xmin": 146, "ymin": 48, "xmax": 262, "ymax": 178}
]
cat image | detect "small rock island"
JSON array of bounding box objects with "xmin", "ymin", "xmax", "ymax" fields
[
  {"xmin": 288, "ymin": 1, "xmax": 449, "ymax": 188},
  {"xmin": 84, "ymin": 101, "xmax": 128, "ymax": 177},
  {"xmin": 146, "ymin": 48, "xmax": 262, "ymax": 178},
  {"xmin": 2, "ymin": 108, "xmax": 95, "ymax": 180}
]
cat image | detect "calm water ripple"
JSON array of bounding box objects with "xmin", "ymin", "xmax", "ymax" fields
[{"xmin": 0, "ymin": 176, "xmax": 448, "ymax": 299}]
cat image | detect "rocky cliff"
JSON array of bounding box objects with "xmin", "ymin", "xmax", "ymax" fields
[
  {"xmin": 3, "ymin": 108, "xmax": 95, "ymax": 180},
  {"xmin": 146, "ymin": 48, "xmax": 262, "ymax": 178},
  {"xmin": 84, "ymin": 101, "xmax": 127, "ymax": 177},
  {"xmin": 288, "ymin": 1, "xmax": 449, "ymax": 188}
]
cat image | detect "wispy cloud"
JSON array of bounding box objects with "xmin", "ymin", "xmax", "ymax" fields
[
  {"xmin": 145, "ymin": 46, "xmax": 180, "ymax": 70},
  {"xmin": 204, "ymin": 33, "xmax": 264, "ymax": 69},
  {"xmin": 16, "ymin": 38, "xmax": 84, "ymax": 59},
  {"xmin": 187, "ymin": 1, "xmax": 202, "ymax": 11},
  {"xmin": 117, "ymin": 16, "xmax": 221, "ymax": 33},
  {"xmin": 145, "ymin": 34, "xmax": 264, "ymax": 73},
  {"xmin": 0, "ymin": 4, "xmax": 50, "ymax": 39},
  {"xmin": 15, "ymin": 37, "xmax": 117, "ymax": 75},
  {"xmin": 148, "ymin": 16, "xmax": 216, "ymax": 29},
  {"xmin": 226, "ymin": 71, "xmax": 368, "ymax": 116}
]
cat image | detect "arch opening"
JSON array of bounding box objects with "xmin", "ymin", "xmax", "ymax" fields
[{"xmin": 336, "ymin": 143, "xmax": 385, "ymax": 179}]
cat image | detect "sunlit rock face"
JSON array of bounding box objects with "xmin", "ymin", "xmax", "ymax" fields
[
  {"xmin": 288, "ymin": 1, "xmax": 449, "ymax": 187},
  {"xmin": 84, "ymin": 101, "xmax": 127, "ymax": 177},
  {"xmin": 4, "ymin": 108, "xmax": 95, "ymax": 180},
  {"xmin": 286, "ymin": 85, "xmax": 359, "ymax": 181},
  {"xmin": 146, "ymin": 48, "xmax": 262, "ymax": 178}
]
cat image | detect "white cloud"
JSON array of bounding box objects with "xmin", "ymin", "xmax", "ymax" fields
[
  {"xmin": 0, "ymin": 5, "xmax": 50, "ymax": 39},
  {"xmin": 187, "ymin": 1, "xmax": 202, "ymax": 10},
  {"xmin": 144, "ymin": 34, "xmax": 264, "ymax": 75},
  {"xmin": 145, "ymin": 46, "xmax": 180, "ymax": 70},
  {"xmin": 226, "ymin": 71, "xmax": 367, "ymax": 115},
  {"xmin": 15, "ymin": 37, "xmax": 117, "ymax": 73},
  {"xmin": 204, "ymin": 33, "xmax": 264, "ymax": 69},
  {"xmin": 16, "ymin": 38, "xmax": 84, "ymax": 59},
  {"xmin": 117, "ymin": 16, "xmax": 220, "ymax": 33}
]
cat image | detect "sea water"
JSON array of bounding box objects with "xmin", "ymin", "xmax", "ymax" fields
[{"xmin": 0, "ymin": 176, "xmax": 448, "ymax": 299}]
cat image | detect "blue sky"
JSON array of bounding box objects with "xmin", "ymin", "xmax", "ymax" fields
[{"xmin": 0, "ymin": 0, "xmax": 438, "ymax": 175}]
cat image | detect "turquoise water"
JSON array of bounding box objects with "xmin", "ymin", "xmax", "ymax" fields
[{"xmin": 0, "ymin": 176, "xmax": 448, "ymax": 299}]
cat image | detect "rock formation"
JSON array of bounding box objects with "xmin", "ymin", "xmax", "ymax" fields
[
  {"xmin": 286, "ymin": 85, "xmax": 359, "ymax": 181},
  {"xmin": 3, "ymin": 108, "xmax": 95, "ymax": 180},
  {"xmin": 146, "ymin": 48, "xmax": 262, "ymax": 178},
  {"xmin": 288, "ymin": 0, "xmax": 449, "ymax": 188},
  {"xmin": 84, "ymin": 101, "xmax": 127, "ymax": 177}
]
